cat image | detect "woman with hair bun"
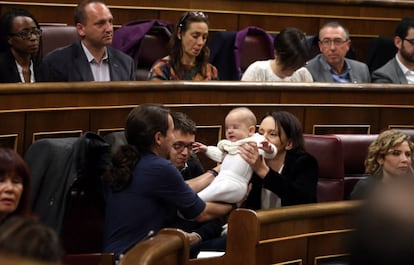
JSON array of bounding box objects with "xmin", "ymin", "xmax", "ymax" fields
[{"xmin": 241, "ymin": 27, "xmax": 312, "ymax": 82}]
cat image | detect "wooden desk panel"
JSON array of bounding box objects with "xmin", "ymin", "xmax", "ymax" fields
[
  {"xmin": 24, "ymin": 110, "xmax": 90, "ymax": 152},
  {"xmin": 0, "ymin": 112, "xmax": 25, "ymax": 153},
  {"xmin": 0, "ymin": 82, "xmax": 413, "ymax": 156}
]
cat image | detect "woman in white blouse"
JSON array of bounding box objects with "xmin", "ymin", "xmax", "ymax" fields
[{"xmin": 241, "ymin": 27, "xmax": 313, "ymax": 82}]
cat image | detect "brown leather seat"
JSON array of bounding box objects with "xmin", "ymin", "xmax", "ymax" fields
[
  {"xmin": 365, "ymin": 37, "xmax": 397, "ymax": 73},
  {"xmin": 236, "ymin": 27, "xmax": 274, "ymax": 79},
  {"xmin": 135, "ymin": 26, "xmax": 171, "ymax": 80},
  {"xmin": 335, "ymin": 134, "xmax": 377, "ymax": 200},
  {"xmin": 41, "ymin": 26, "xmax": 79, "ymax": 56},
  {"xmin": 304, "ymin": 134, "xmax": 344, "ymax": 202},
  {"xmin": 239, "ymin": 34, "xmax": 274, "ymax": 75}
]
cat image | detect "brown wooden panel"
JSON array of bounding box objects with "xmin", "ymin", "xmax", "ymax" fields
[
  {"xmin": 313, "ymin": 124, "xmax": 371, "ymax": 135},
  {"xmin": 308, "ymin": 233, "xmax": 352, "ymax": 264},
  {"xmin": 32, "ymin": 130, "xmax": 83, "ymax": 142},
  {"xmin": 238, "ymin": 15, "xmax": 320, "ymax": 35},
  {"xmin": 0, "ymin": 134, "xmax": 18, "ymax": 151},
  {"xmin": 379, "ymin": 108, "xmax": 414, "ymax": 131},
  {"xmin": 111, "ymin": 9, "xmax": 161, "ymax": 26},
  {"xmin": 89, "ymin": 107, "xmax": 133, "ymax": 134},
  {"xmin": 24, "ymin": 110, "xmax": 90, "ymax": 154},
  {"xmin": 1, "ymin": 5, "xmax": 75, "ymax": 25},
  {"xmin": 257, "ymin": 238, "xmax": 307, "ymax": 264},
  {"xmin": 318, "ymin": 18, "xmax": 398, "ymax": 37},
  {"xmin": 350, "ymin": 36, "xmax": 373, "ymax": 62},
  {"xmin": 304, "ymin": 107, "xmax": 380, "ymax": 134},
  {"xmin": 194, "ymin": 126, "xmax": 222, "ymax": 169},
  {"xmin": 0, "ymin": 112, "xmax": 25, "ymax": 153}
]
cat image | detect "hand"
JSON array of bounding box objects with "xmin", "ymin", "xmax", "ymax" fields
[
  {"xmin": 192, "ymin": 142, "xmax": 208, "ymax": 153},
  {"xmin": 239, "ymin": 142, "xmax": 269, "ymax": 179},
  {"xmin": 186, "ymin": 232, "xmax": 202, "ymax": 245},
  {"xmin": 260, "ymin": 141, "xmax": 274, "ymax": 154},
  {"xmin": 239, "ymin": 142, "xmax": 260, "ymax": 165}
]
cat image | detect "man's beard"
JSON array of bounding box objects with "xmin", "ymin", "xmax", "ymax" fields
[{"xmin": 400, "ymin": 46, "xmax": 414, "ymax": 64}]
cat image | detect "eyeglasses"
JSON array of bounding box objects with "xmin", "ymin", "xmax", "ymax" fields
[
  {"xmin": 404, "ymin": 38, "xmax": 414, "ymax": 45},
  {"xmin": 319, "ymin": 38, "xmax": 348, "ymax": 47},
  {"xmin": 10, "ymin": 28, "xmax": 42, "ymax": 40},
  {"xmin": 178, "ymin": 11, "xmax": 208, "ymax": 29},
  {"xmin": 172, "ymin": 141, "xmax": 194, "ymax": 152}
]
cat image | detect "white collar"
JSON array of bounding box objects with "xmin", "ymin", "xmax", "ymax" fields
[
  {"xmin": 81, "ymin": 41, "xmax": 108, "ymax": 63},
  {"xmin": 395, "ymin": 54, "xmax": 413, "ymax": 75}
]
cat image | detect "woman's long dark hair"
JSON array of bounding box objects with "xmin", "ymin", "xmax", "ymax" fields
[
  {"xmin": 169, "ymin": 11, "xmax": 210, "ymax": 79},
  {"xmin": 104, "ymin": 104, "xmax": 170, "ymax": 192},
  {"xmin": 0, "ymin": 8, "xmax": 43, "ymax": 63},
  {"xmin": 274, "ymin": 27, "xmax": 308, "ymax": 71},
  {"xmin": 262, "ymin": 111, "xmax": 306, "ymax": 153}
]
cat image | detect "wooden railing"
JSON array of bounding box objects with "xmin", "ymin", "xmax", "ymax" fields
[
  {"xmin": 1, "ymin": 81, "xmax": 414, "ymax": 155},
  {"xmin": 119, "ymin": 228, "xmax": 189, "ymax": 265},
  {"xmin": 120, "ymin": 200, "xmax": 362, "ymax": 265}
]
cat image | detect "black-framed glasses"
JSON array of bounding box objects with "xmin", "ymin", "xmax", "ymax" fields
[
  {"xmin": 172, "ymin": 141, "xmax": 194, "ymax": 152},
  {"xmin": 178, "ymin": 11, "xmax": 208, "ymax": 29},
  {"xmin": 404, "ymin": 38, "xmax": 414, "ymax": 45},
  {"xmin": 319, "ymin": 38, "xmax": 348, "ymax": 47},
  {"xmin": 10, "ymin": 28, "xmax": 42, "ymax": 40}
]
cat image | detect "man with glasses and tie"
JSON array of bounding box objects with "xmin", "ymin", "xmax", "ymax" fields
[
  {"xmin": 372, "ymin": 17, "xmax": 414, "ymax": 84},
  {"xmin": 305, "ymin": 21, "xmax": 370, "ymax": 83}
]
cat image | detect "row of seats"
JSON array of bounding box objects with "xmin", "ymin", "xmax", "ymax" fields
[
  {"xmin": 40, "ymin": 23, "xmax": 397, "ymax": 81},
  {"xmin": 305, "ymin": 130, "xmax": 414, "ymax": 202},
  {"xmin": 304, "ymin": 134, "xmax": 376, "ymax": 202}
]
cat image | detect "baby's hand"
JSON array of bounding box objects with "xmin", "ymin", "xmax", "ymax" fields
[
  {"xmin": 260, "ymin": 141, "xmax": 274, "ymax": 154},
  {"xmin": 192, "ymin": 142, "xmax": 208, "ymax": 153}
]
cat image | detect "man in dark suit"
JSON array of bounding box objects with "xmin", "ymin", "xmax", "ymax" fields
[
  {"xmin": 372, "ymin": 17, "xmax": 414, "ymax": 84},
  {"xmin": 305, "ymin": 21, "xmax": 370, "ymax": 83},
  {"xmin": 40, "ymin": 0, "xmax": 135, "ymax": 81}
]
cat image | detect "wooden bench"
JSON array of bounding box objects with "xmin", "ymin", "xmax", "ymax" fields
[
  {"xmin": 63, "ymin": 253, "xmax": 115, "ymax": 265},
  {"xmin": 119, "ymin": 229, "xmax": 189, "ymax": 265},
  {"xmin": 121, "ymin": 200, "xmax": 361, "ymax": 265}
]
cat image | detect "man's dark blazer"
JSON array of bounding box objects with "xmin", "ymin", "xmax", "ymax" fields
[
  {"xmin": 305, "ymin": 54, "xmax": 371, "ymax": 83},
  {"xmin": 372, "ymin": 57, "xmax": 407, "ymax": 84},
  {"xmin": 40, "ymin": 41, "xmax": 135, "ymax": 81},
  {"xmin": 0, "ymin": 50, "xmax": 42, "ymax": 83}
]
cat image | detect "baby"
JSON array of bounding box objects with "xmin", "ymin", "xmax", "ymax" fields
[{"xmin": 194, "ymin": 107, "xmax": 277, "ymax": 203}]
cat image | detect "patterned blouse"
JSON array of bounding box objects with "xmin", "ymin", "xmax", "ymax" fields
[{"xmin": 148, "ymin": 58, "xmax": 219, "ymax": 80}]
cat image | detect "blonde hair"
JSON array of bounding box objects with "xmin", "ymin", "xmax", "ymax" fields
[
  {"xmin": 365, "ymin": 129, "xmax": 414, "ymax": 178},
  {"xmin": 227, "ymin": 107, "xmax": 257, "ymax": 127}
]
